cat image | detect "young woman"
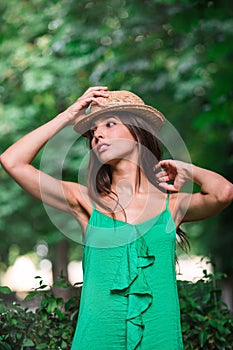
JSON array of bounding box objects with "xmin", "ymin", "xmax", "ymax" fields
[{"xmin": 1, "ymin": 86, "xmax": 232, "ymax": 349}]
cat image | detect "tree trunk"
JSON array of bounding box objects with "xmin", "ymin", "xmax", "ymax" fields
[
  {"xmin": 221, "ymin": 272, "xmax": 233, "ymax": 311},
  {"xmin": 52, "ymin": 238, "xmax": 69, "ymax": 280},
  {"xmin": 51, "ymin": 238, "xmax": 71, "ymax": 300}
]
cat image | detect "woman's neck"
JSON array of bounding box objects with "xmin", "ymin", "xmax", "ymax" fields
[{"xmin": 111, "ymin": 160, "xmax": 150, "ymax": 196}]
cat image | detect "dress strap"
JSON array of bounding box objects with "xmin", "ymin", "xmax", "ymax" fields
[{"xmin": 166, "ymin": 192, "xmax": 171, "ymax": 210}]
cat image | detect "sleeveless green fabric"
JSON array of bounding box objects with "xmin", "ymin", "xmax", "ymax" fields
[{"xmin": 71, "ymin": 198, "xmax": 184, "ymax": 349}]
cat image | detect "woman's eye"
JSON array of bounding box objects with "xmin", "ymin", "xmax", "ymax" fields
[{"xmin": 107, "ymin": 121, "xmax": 116, "ymax": 127}]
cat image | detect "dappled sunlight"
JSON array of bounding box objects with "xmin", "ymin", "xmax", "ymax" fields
[
  {"xmin": 2, "ymin": 255, "xmax": 52, "ymax": 299},
  {"xmin": 1, "ymin": 254, "xmax": 212, "ymax": 298},
  {"xmin": 68, "ymin": 260, "xmax": 83, "ymax": 285},
  {"xmin": 1, "ymin": 256, "xmax": 84, "ymax": 298},
  {"xmin": 177, "ymin": 255, "xmax": 212, "ymax": 282}
]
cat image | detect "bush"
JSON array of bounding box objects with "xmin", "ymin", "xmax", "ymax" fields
[
  {"xmin": 0, "ymin": 276, "xmax": 81, "ymax": 350},
  {"xmin": 178, "ymin": 270, "xmax": 233, "ymax": 349},
  {"xmin": 0, "ymin": 271, "xmax": 232, "ymax": 349}
]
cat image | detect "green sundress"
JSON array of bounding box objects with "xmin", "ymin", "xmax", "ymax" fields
[{"xmin": 71, "ymin": 197, "xmax": 184, "ymax": 349}]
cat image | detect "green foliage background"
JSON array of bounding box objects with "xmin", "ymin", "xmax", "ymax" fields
[{"xmin": 0, "ymin": 0, "xmax": 232, "ymax": 297}]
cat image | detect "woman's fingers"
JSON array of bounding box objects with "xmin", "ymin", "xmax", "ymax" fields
[
  {"xmin": 80, "ymin": 86, "xmax": 109, "ymax": 100},
  {"xmin": 154, "ymin": 159, "xmax": 191, "ymax": 192},
  {"xmin": 154, "ymin": 170, "xmax": 167, "ymax": 177},
  {"xmin": 66, "ymin": 87, "xmax": 110, "ymax": 123},
  {"xmin": 158, "ymin": 182, "xmax": 179, "ymax": 192},
  {"xmin": 85, "ymin": 86, "xmax": 108, "ymax": 93},
  {"xmin": 154, "ymin": 160, "xmax": 181, "ymax": 192},
  {"xmin": 154, "ymin": 170, "xmax": 171, "ymax": 182},
  {"xmin": 76, "ymin": 87, "xmax": 109, "ymax": 109},
  {"xmin": 154, "ymin": 167, "xmax": 176, "ymax": 181}
]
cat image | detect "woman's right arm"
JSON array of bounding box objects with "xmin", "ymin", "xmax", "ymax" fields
[{"xmin": 0, "ymin": 87, "xmax": 109, "ymax": 216}]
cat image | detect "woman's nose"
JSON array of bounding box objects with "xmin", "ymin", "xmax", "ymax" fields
[{"xmin": 94, "ymin": 126, "xmax": 105, "ymax": 140}]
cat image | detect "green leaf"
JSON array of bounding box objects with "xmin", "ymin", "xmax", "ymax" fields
[
  {"xmin": 0, "ymin": 286, "xmax": 12, "ymax": 294},
  {"xmin": 36, "ymin": 343, "xmax": 48, "ymax": 350},
  {"xmin": 53, "ymin": 280, "xmax": 69, "ymax": 288},
  {"xmin": 55, "ymin": 308, "xmax": 65, "ymax": 321},
  {"xmin": 209, "ymin": 320, "xmax": 229, "ymax": 335},
  {"xmin": 199, "ymin": 330, "xmax": 208, "ymax": 347},
  {"xmin": 24, "ymin": 291, "xmax": 38, "ymax": 300},
  {"xmin": 0, "ymin": 342, "xmax": 12, "ymax": 350},
  {"xmin": 47, "ymin": 299, "xmax": 57, "ymax": 314}
]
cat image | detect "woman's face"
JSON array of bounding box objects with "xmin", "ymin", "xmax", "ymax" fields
[{"xmin": 90, "ymin": 115, "xmax": 138, "ymax": 165}]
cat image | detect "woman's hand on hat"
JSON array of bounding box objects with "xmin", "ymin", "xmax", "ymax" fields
[
  {"xmin": 154, "ymin": 160, "xmax": 192, "ymax": 192},
  {"xmin": 63, "ymin": 87, "xmax": 109, "ymax": 125}
]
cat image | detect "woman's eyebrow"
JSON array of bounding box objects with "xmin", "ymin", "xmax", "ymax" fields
[{"xmin": 91, "ymin": 116, "xmax": 119, "ymax": 127}]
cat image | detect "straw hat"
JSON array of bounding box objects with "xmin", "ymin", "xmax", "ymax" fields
[{"xmin": 73, "ymin": 90, "xmax": 166, "ymax": 137}]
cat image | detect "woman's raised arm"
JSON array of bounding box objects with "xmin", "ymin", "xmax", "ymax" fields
[
  {"xmin": 0, "ymin": 87, "xmax": 109, "ymax": 214},
  {"xmin": 155, "ymin": 159, "xmax": 233, "ymax": 223}
]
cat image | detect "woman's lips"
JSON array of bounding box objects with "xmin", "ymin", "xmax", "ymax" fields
[{"xmin": 97, "ymin": 143, "xmax": 110, "ymax": 153}]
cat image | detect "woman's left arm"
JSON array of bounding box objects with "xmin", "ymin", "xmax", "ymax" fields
[{"xmin": 155, "ymin": 160, "xmax": 233, "ymax": 222}]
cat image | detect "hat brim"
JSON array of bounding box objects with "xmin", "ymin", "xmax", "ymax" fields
[{"xmin": 73, "ymin": 104, "xmax": 165, "ymax": 138}]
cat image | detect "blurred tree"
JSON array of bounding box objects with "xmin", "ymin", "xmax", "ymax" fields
[{"xmin": 0, "ymin": 0, "xmax": 232, "ymax": 305}]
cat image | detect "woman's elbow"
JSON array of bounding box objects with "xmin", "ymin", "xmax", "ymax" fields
[
  {"xmin": 0, "ymin": 153, "xmax": 7, "ymax": 169},
  {"xmin": 218, "ymin": 183, "xmax": 233, "ymax": 207},
  {"xmin": 0, "ymin": 153, "xmax": 16, "ymax": 172}
]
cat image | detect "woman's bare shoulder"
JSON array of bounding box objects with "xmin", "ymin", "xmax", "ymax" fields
[{"xmin": 169, "ymin": 192, "xmax": 191, "ymax": 226}]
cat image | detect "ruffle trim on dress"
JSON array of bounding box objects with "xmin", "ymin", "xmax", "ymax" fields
[{"xmin": 110, "ymin": 233, "xmax": 155, "ymax": 350}]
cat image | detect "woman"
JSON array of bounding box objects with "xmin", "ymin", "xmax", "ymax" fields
[{"xmin": 0, "ymin": 86, "xmax": 232, "ymax": 349}]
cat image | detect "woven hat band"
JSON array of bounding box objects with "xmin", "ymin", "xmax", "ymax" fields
[{"xmin": 85, "ymin": 101, "xmax": 144, "ymax": 116}]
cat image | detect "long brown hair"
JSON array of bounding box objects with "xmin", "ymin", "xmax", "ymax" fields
[{"xmin": 86, "ymin": 111, "xmax": 188, "ymax": 248}]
